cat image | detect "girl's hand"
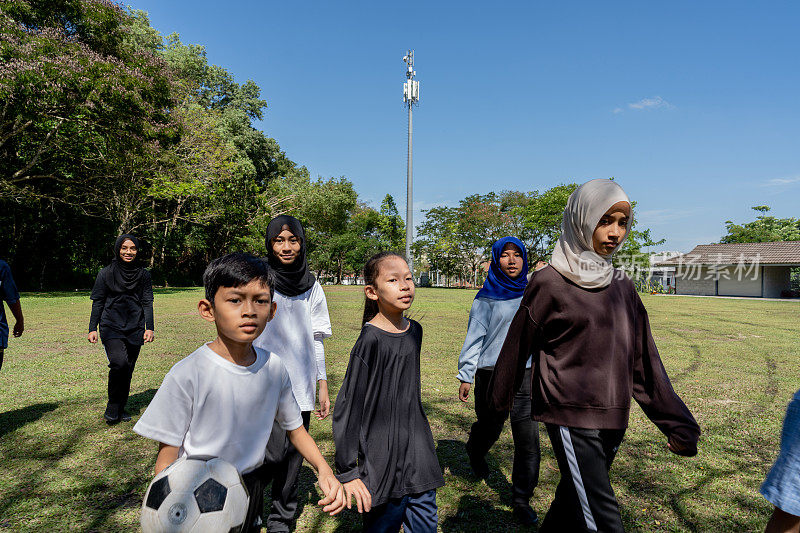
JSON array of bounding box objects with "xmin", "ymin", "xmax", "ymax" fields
[
  {"xmin": 87, "ymin": 331, "xmax": 98, "ymax": 344},
  {"xmin": 343, "ymin": 479, "xmax": 372, "ymax": 513},
  {"xmin": 317, "ymin": 471, "xmax": 345, "ymax": 515},
  {"xmin": 316, "ymin": 380, "xmax": 330, "ymax": 419},
  {"xmin": 458, "ymin": 382, "xmax": 472, "ymax": 402},
  {"xmin": 143, "ymin": 330, "xmax": 155, "ymax": 343}
]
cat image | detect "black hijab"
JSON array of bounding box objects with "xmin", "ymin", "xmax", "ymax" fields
[
  {"xmin": 106, "ymin": 234, "xmax": 145, "ymax": 293},
  {"xmin": 265, "ymin": 215, "xmax": 316, "ymax": 297}
]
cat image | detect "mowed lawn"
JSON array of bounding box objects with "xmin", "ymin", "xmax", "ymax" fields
[{"xmin": 0, "ymin": 287, "xmax": 798, "ymax": 532}]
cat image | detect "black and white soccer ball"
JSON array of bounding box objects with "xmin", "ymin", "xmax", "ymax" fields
[{"xmin": 140, "ymin": 456, "xmax": 249, "ymax": 533}]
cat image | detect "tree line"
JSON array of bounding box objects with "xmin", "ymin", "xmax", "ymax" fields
[
  {"xmin": 413, "ymin": 186, "xmax": 666, "ymax": 286},
  {"xmin": 0, "ymin": 1, "xmax": 669, "ymax": 290},
  {"xmin": 0, "ymin": 1, "xmax": 406, "ymax": 288},
  {"xmin": 6, "ymin": 1, "xmax": 790, "ymax": 292}
]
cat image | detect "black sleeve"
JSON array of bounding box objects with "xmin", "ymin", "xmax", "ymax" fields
[
  {"xmin": 141, "ymin": 270, "xmax": 154, "ymax": 330},
  {"xmin": 488, "ymin": 301, "xmax": 538, "ymax": 412},
  {"xmin": 632, "ymin": 294, "xmax": 701, "ymax": 456},
  {"xmin": 88, "ymin": 271, "xmax": 107, "ymax": 332},
  {"xmin": 332, "ymin": 342, "xmax": 370, "ymax": 483}
]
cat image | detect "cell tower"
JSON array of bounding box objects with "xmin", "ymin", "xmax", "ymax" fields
[{"xmin": 403, "ymin": 50, "xmax": 419, "ymax": 272}]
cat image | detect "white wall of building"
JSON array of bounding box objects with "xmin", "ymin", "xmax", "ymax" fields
[
  {"xmin": 717, "ymin": 266, "xmax": 762, "ymax": 297},
  {"xmin": 764, "ymin": 266, "xmax": 791, "ymax": 298},
  {"xmin": 675, "ymin": 267, "xmax": 717, "ymax": 296}
]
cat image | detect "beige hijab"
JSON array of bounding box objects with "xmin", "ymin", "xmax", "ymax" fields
[{"xmin": 550, "ymin": 179, "xmax": 631, "ymax": 289}]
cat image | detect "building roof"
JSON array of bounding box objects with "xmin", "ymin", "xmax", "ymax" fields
[{"xmin": 656, "ymin": 241, "xmax": 800, "ymax": 266}]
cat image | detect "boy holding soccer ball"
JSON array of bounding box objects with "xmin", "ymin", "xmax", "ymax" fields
[{"xmin": 134, "ymin": 253, "xmax": 344, "ymax": 531}]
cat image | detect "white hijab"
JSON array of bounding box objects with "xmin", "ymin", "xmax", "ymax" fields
[{"xmin": 550, "ymin": 179, "xmax": 631, "ymax": 289}]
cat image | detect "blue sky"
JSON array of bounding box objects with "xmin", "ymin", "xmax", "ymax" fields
[{"xmin": 132, "ymin": 1, "xmax": 799, "ymax": 252}]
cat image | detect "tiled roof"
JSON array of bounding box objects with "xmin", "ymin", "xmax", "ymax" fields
[{"xmin": 655, "ymin": 241, "xmax": 800, "ymax": 266}]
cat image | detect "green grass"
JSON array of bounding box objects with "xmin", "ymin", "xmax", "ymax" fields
[{"xmin": 1, "ymin": 287, "xmax": 798, "ymax": 531}]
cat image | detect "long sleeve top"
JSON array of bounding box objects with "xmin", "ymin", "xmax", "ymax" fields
[
  {"xmin": 0, "ymin": 260, "xmax": 20, "ymax": 349},
  {"xmin": 489, "ymin": 265, "xmax": 700, "ymax": 454},
  {"xmin": 253, "ymin": 281, "xmax": 332, "ymax": 411},
  {"xmin": 89, "ymin": 267, "xmax": 154, "ymax": 345},
  {"xmin": 456, "ymin": 296, "xmax": 531, "ymax": 384},
  {"xmin": 332, "ymin": 320, "xmax": 445, "ymax": 506}
]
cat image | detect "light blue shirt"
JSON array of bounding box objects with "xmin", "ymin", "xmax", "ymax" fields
[{"xmin": 456, "ymin": 296, "xmax": 532, "ymax": 384}]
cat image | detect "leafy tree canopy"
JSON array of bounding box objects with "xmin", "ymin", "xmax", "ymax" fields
[{"xmin": 721, "ymin": 206, "xmax": 800, "ymax": 243}]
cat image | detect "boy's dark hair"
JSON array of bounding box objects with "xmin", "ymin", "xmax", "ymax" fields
[
  {"xmin": 362, "ymin": 251, "xmax": 406, "ymax": 326},
  {"xmin": 203, "ymin": 253, "xmax": 275, "ymax": 304}
]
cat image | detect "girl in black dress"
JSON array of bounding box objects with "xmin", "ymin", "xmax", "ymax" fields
[
  {"xmin": 333, "ymin": 252, "xmax": 444, "ymax": 533},
  {"xmin": 88, "ymin": 234, "xmax": 154, "ymax": 424}
]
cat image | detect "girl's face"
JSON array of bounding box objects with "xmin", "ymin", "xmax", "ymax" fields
[
  {"xmin": 365, "ymin": 256, "xmax": 415, "ymax": 314},
  {"xmin": 498, "ymin": 243, "xmax": 523, "ymax": 279},
  {"xmin": 272, "ymin": 228, "xmax": 301, "ymax": 265},
  {"xmin": 119, "ymin": 239, "xmax": 138, "ymax": 263},
  {"xmin": 592, "ymin": 201, "xmax": 631, "ymax": 256}
]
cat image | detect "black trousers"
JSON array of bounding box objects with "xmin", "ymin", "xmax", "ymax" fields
[
  {"xmin": 540, "ymin": 424, "xmax": 626, "ymax": 533},
  {"xmin": 468, "ymin": 368, "xmax": 540, "ymax": 506},
  {"xmin": 103, "ymin": 338, "xmax": 141, "ymax": 410},
  {"xmin": 242, "ymin": 470, "xmax": 264, "ymax": 533},
  {"xmin": 257, "ymin": 411, "xmax": 312, "ymax": 532},
  {"xmin": 0, "ymin": 348, "xmax": 4, "ymax": 373}
]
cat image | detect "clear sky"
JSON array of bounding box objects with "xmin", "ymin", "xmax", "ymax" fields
[{"xmin": 131, "ymin": 0, "xmax": 799, "ymax": 252}]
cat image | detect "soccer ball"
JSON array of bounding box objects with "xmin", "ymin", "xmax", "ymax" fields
[{"xmin": 140, "ymin": 456, "xmax": 249, "ymax": 533}]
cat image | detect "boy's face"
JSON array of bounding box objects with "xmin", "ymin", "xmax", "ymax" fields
[{"xmin": 199, "ymin": 280, "xmax": 276, "ymax": 343}]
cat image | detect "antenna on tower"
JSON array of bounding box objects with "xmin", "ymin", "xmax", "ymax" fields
[
  {"xmin": 403, "ymin": 51, "xmax": 419, "ymax": 106},
  {"xmin": 403, "ymin": 50, "xmax": 419, "ymax": 273}
]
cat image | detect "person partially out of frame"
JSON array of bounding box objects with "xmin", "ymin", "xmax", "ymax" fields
[
  {"xmin": 762, "ymin": 388, "xmax": 800, "ymax": 533},
  {"xmin": 88, "ymin": 234, "xmax": 154, "ymax": 424},
  {"xmin": 0, "ymin": 258, "xmax": 24, "ymax": 372}
]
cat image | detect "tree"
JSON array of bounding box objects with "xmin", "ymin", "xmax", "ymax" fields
[
  {"xmin": 516, "ymin": 184, "xmax": 578, "ymax": 262},
  {"xmin": 377, "ymin": 194, "xmax": 405, "ymax": 252},
  {"xmin": 721, "ymin": 206, "xmax": 800, "ymax": 243},
  {"xmin": 414, "ymin": 206, "xmax": 465, "ymax": 285},
  {"xmin": 413, "ymin": 181, "xmax": 669, "ymax": 285},
  {"xmin": 0, "ymin": 2, "xmax": 316, "ymax": 288},
  {"xmin": 0, "ymin": 0, "xmax": 176, "ymax": 207}
]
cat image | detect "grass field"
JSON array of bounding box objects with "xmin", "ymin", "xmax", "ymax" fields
[{"xmin": 1, "ymin": 287, "xmax": 798, "ymax": 532}]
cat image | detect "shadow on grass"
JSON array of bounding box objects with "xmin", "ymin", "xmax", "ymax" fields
[
  {"xmin": 0, "ymin": 386, "xmax": 779, "ymax": 531},
  {"xmin": 440, "ymin": 494, "xmax": 526, "ymax": 532},
  {"xmin": 261, "ymin": 464, "xmax": 362, "ymax": 532},
  {"xmin": 0, "ymin": 399, "xmax": 150, "ymax": 531},
  {"xmin": 125, "ymin": 389, "xmax": 157, "ymax": 416},
  {"xmin": 0, "ymin": 402, "xmax": 59, "ymax": 438},
  {"xmin": 612, "ymin": 430, "xmax": 771, "ymax": 532},
  {"xmin": 437, "ymin": 438, "xmax": 526, "ymax": 509}
]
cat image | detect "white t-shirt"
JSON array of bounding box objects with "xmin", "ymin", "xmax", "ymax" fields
[
  {"xmin": 253, "ymin": 281, "xmax": 332, "ymax": 411},
  {"xmin": 133, "ymin": 344, "xmax": 303, "ymax": 474}
]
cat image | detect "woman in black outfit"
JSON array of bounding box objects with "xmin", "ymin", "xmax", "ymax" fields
[{"xmin": 88, "ymin": 234, "xmax": 154, "ymax": 424}]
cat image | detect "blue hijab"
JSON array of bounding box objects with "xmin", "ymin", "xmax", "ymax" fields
[{"xmin": 475, "ymin": 237, "xmax": 529, "ymax": 300}]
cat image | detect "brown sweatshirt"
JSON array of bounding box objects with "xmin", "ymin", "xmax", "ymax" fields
[{"xmin": 489, "ymin": 265, "xmax": 700, "ymax": 454}]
